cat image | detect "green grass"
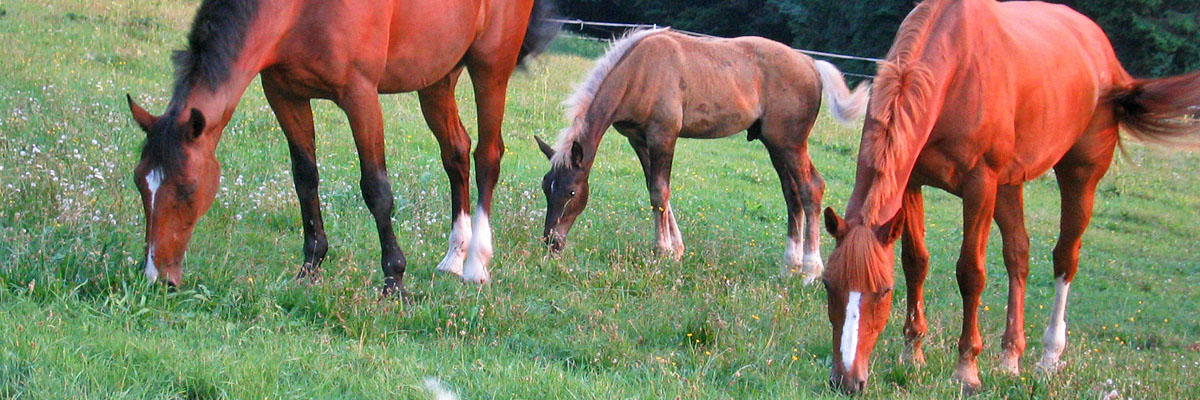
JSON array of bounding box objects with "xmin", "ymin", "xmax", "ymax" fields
[{"xmin": 2, "ymin": 1, "xmax": 1199, "ymax": 398}]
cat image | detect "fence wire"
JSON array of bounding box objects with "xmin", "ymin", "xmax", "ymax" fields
[{"xmin": 548, "ymin": 18, "xmax": 881, "ymax": 79}]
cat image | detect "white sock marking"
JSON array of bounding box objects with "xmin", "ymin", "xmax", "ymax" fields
[
  {"xmin": 436, "ymin": 213, "xmax": 472, "ymax": 276},
  {"xmin": 841, "ymin": 291, "xmax": 862, "ymax": 371},
  {"xmin": 462, "ymin": 207, "xmax": 493, "ymax": 283},
  {"xmin": 784, "ymin": 236, "xmax": 804, "ymax": 268},
  {"xmin": 1040, "ymin": 278, "xmax": 1071, "ymax": 369}
]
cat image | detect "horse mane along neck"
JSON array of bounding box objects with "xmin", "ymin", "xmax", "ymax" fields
[
  {"xmin": 550, "ymin": 28, "xmax": 667, "ymax": 167},
  {"xmin": 143, "ymin": 0, "xmax": 260, "ymax": 178},
  {"xmin": 170, "ymin": 0, "xmax": 260, "ymax": 105},
  {"xmin": 855, "ymin": 0, "xmax": 947, "ymax": 225},
  {"xmin": 823, "ymin": 226, "xmax": 895, "ymax": 292}
]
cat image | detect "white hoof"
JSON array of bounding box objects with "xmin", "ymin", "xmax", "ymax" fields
[
  {"xmin": 436, "ymin": 213, "xmax": 471, "ymax": 277},
  {"xmin": 801, "ymin": 254, "xmax": 824, "ymax": 285},
  {"xmin": 436, "ymin": 253, "xmax": 465, "ymax": 277},
  {"xmin": 998, "ymin": 353, "xmax": 1021, "ymax": 376},
  {"xmin": 461, "ymin": 253, "xmax": 491, "ymax": 284},
  {"xmin": 1036, "ymin": 353, "xmax": 1063, "ymax": 373}
]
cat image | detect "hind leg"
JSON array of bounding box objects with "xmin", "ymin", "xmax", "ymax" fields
[
  {"xmin": 418, "ymin": 69, "xmax": 473, "ymax": 278},
  {"xmin": 1038, "ymin": 148, "xmax": 1113, "ymax": 372},
  {"xmin": 995, "ymin": 184, "xmax": 1031, "ymax": 375},
  {"xmin": 264, "ymin": 80, "xmax": 328, "ymax": 280},
  {"xmin": 761, "ymin": 114, "xmax": 824, "ymax": 282},
  {"xmin": 762, "ymin": 139, "xmax": 822, "ymax": 282},
  {"xmin": 460, "ymin": 61, "xmax": 518, "ymax": 283}
]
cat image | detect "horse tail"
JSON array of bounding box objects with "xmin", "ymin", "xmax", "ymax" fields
[
  {"xmin": 550, "ymin": 28, "xmax": 667, "ymax": 167},
  {"xmin": 814, "ymin": 60, "xmax": 870, "ymax": 125},
  {"xmin": 1111, "ymin": 70, "xmax": 1200, "ymax": 148},
  {"xmin": 517, "ymin": 0, "xmax": 562, "ymax": 68}
]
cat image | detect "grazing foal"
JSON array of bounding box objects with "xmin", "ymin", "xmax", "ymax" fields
[
  {"xmin": 536, "ymin": 29, "xmax": 868, "ymax": 282},
  {"xmin": 821, "ymin": 0, "xmax": 1200, "ymax": 393},
  {"xmin": 127, "ymin": 0, "xmax": 558, "ymax": 295}
]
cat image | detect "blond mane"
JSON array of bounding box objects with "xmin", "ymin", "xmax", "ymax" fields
[
  {"xmin": 855, "ymin": 0, "xmax": 947, "ymax": 225},
  {"xmin": 551, "ymin": 28, "xmax": 669, "ymax": 167}
]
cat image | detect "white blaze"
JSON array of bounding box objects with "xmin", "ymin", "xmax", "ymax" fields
[
  {"xmin": 841, "ymin": 291, "xmax": 863, "ymax": 371},
  {"xmin": 144, "ymin": 245, "xmax": 159, "ymax": 282},
  {"xmin": 1039, "ymin": 278, "xmax": 1071, "ymax": 369},
  {"xmin": 144, "ymin": 168, "xmax": 163, "ymax": 282},
  {"xmin": 146, "ymin": 168, "xmax": 163, "ymax": 208}
]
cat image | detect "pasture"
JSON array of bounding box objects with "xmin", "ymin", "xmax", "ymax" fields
[{"xmin": 1, "ymin": 1, "xmax": 1198, "ymax": 398}]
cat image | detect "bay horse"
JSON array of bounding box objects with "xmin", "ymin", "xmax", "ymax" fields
[
  {"xmin": 821, "ymin": 0, "xmax": 1200, "ymax": 393},
  {"xmin": 125, "ymin": 0, "xmax": 559, "ymax": 295},
  {"xmin": 534, "ymin": 29, "xmax": 868, "ymax": 282}
]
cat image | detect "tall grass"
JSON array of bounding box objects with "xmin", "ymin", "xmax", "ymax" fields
[{"xmin": 1, "ymin": 1, "xmax": 1198, "ymax": 398}]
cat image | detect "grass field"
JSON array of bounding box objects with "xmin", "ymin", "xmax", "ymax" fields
[{"xmin": 2, "ymin": 1, "xmax": 1199, "ymax": 398}]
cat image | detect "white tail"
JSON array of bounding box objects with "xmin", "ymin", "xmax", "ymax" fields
[
  {"xmin": 422, "ymin": 378, "xmax": 460, "ymax": 400},
  {"xmin": 814, "ymin": 60, "xmax": 870, "ymax": 125}
]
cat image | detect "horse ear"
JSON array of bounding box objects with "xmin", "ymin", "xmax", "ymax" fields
[
  {"xmin": 824, "ymin": 207, "xmax": 847, "ymax": 239},
  {"xmin": 535, "ymin": 136, "xmax": 554, "ymax": 159},
  {"xmin": 876, "ymin": 210, "xmax": 905, "ymax": 244},
  {"xmin": 126, "ymin": 94, "xmax": 156, "ymax": 134},
  {"xmin": 570, "ymin": 141, "xmax": 584, "ymax": 168},
  {"xmin": 187, "ymin": 108, "xmax": 207, "ymax": 140}
]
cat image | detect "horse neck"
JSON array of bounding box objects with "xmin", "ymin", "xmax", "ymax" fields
[
  {"xmin": 844, "ymin": 54, "xmax": 955, "ymax": 226},
  {"xmin": 170, "ymin": 0, "xmax": 295, "ymax": 140}
]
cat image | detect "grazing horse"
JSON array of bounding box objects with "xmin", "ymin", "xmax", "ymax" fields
[
  {"xmin": 535, "ymin": 29, "xmax": 868, "ymax": 281},
  {"xmin": 125, "ymin": 0, "xmax": 559, "ymax": 294},
  {"xmin": 821, "ymin": 0, "xmax": 1200, "ymax": 393}
]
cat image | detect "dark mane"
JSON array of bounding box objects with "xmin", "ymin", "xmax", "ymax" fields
[
  {"xmin": 170, "ymin": 0, "xmax": 260, "ymax": 103},
  {"xmin": 144, "ymin": 0, "xmax": 259, "ymax": 177}
]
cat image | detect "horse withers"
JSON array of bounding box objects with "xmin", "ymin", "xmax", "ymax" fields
[
  {"xmin": 535, "ymin": 29, "xmax": 868, "ymax": 282},
  {"xmin": 126, "ymin": 0, "xmax": 559, "ymax": 295},
  {"xmin": 820, "ymin": 0, "xmax": 1200, "ymax": 393}
]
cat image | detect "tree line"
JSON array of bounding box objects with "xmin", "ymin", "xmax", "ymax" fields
[{"xmin": 554, "ymin": 0, "xmax": 1200, "ymax": 78}]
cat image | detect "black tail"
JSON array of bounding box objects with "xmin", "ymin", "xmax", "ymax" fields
[
  {"xmin": 1112, "ymin": 70, "xmax": 1200, "ymax": 148},
  {"xmin": 517, "ymin": 0, "xmax": 562, "ymax": 69}
]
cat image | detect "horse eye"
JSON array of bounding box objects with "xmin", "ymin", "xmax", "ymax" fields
[{"xmin": 569, "ymin": 190, "xmax": 576, "ymax": 197}]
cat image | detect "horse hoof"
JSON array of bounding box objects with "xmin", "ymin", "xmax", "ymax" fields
[
  {"xmin": 436, "ymin": 258, "xmax": 465, "ymax": 277},
  {"xmin": 801, "ymin": 255, "xmax": 824, "ymax": 284},
  {"xmin": 900, "ymin": 347, "xmax": 926, "ymax": 368},
  {"xmin": 294, "ymin": 263, "xmax": 322, "ymax": 282},
  {"xmin": 1036, "ymin": 355, "xmax": 1063, "ymax": 374},
  {"xmin": 952, "ymin": 364, "xmax": 982, "ymax": 394},
  {"xmin": 461, "ymin": 256, "xmax": 491, "ymax": 284},
  {"xmin": 380, "ymin": 279, "xmax": 411, "ymax": 304},
  {"xmin": 998, "ymin": 353, "xmax": 1021, "ymax": 376}
]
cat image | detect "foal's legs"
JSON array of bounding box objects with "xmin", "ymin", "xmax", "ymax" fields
[
  {"xmin": 762, "ymin": 139, "xmax": 824, "ymax": 283},
  {"xmin": 1038, "ymin": 151, "xmax": 1112, "ymax": 371},
  {"xmin": 264, "ymin": 81, "xmax": 328, "ymax": 279},
  {"xmin": 460, "ymin": 63, "xmax": 516, "ymax": 283},
  {"xmin": 995, "ymin": 184, "xmax": 1031, "ymax": 375},
  {"xmin": 899, "ymin": 186, "xmax": 930, "ymax": 366},
  {"xmin": 637, "ymin": 125, "xmax": 684, "ymax": 259},
  {"xmin": 418, "ymin": 69, "xmax": 473, "ymax": 278},
  {"xmin": 952, "ymin": 171, "xmax": 999, "ymax": 391},
  {"xmin": 337, "ymin": 84, "xmax": 407, "ymax": 297}
]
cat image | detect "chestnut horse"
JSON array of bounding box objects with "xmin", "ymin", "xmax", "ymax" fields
[
  {"xmin": 821, "ymin": 0, "xmax": 1200, "ymax": 393},
  {"xmin": 125, "ymin": 0, "xmax": 559, "ymax": 295},
  {"xmin": 535, "ymin": 29, "xmax": 868, "ymax": 281}
]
